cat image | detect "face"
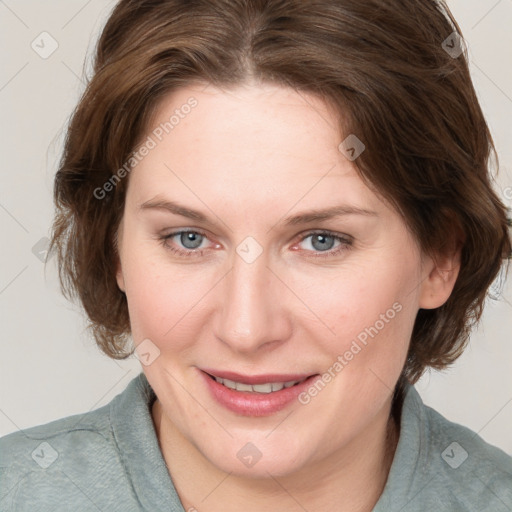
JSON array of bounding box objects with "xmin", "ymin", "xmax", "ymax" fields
[{"xmin": 116, "ymin": 82, "xmax": 451, "ymax": 478}]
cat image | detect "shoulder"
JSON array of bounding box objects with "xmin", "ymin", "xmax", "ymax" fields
[
  {"xmin": 0, "ymin": 398, "xmax": 110, "ymax": 450},
  {"xmin": 377, "ymin": 384, "xmax": 512, "ymax": 511},
  {"xmin": 0, "ymin": 401, "xmax": 115, "ymax": 462},
  {"xmin": 0, "ymin": 382, "xmax": 142, "ymax": 511},
  {"xmin": 1, "ymin": 405, "xmax": 114, "ymax": 507},
  {"xmin": 422, "ymin": 399, "xmax": 512, "ymax": 508}
]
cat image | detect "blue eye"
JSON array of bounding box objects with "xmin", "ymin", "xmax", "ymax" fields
[
  {"xmin": 158, "ymin": 229, "xmax": 353, "ymax": 259},
  {"xmin": 304, "ymin": 233, "xmax": 337, "ymax": 251},
  {"xmin": 159, "ymin": 230, "xmax": 210, "ymax": 257},
  {"xmin": 177, "ymin": 231, "xmax": 204, "ymax": 250},
  {"xmin": 297, "ymin": 231, "xmax": 353, "ymax": 257}
]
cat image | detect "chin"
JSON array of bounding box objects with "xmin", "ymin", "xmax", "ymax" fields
[{"xmin": 196, "ymin": 431, "xmax": 313, "ymax": 479}]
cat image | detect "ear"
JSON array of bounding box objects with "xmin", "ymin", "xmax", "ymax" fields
[
  {"xmin": 418, "ymin": 242, "xmax": 462, "ymax": 309},
  {"xmin": 115, "ymin": 222, "xmax": 126, "ymax": 293},
  {"xmin": 116, "ymin": 262, "xmax": 126, "ymax": 293}
]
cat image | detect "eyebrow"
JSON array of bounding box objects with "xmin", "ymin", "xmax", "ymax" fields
[
  {"xmin": 140, "ymin": 198, "xmax": 210, "ymax": 222},
  {"xmin": 282, "ymin": 205, "xmax": 377, "ymax": 225},
  {"xmin": 139, "ymin": 198, "xmax": 377, "ymax": 226}
]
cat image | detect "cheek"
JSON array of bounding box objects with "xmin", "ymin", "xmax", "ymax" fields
[
  {"xmin": 293, "ymin": 254, "xmax": 420, "ymax": 391},
  {"xmin": 121, "ymin": 242, "xmax": 213, "ymax": 348},
  {"xmin": 300, "ymin": 261, "xmax": 416, "ymax": 345}
]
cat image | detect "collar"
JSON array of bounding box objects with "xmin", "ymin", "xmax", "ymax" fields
[
  {"xmin": 111, "ymin": 372, "xmax": 184, "ymax": 511},
  {"xmin": 112, "ymin": 373, "xmax": 430, "ymax": 511},
  {"xmin": 373, "ymin": 381, "xmax": 431, "ymax": 510}
]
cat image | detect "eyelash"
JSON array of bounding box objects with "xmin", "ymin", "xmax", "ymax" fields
[{"xmin": 158, "ymin": 229, "xmax": 353, "ymax": 259}]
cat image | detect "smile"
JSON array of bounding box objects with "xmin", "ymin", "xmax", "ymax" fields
[
  {"xmin": 200, "ymin": 369, "xmax": 320, "ymax": 416},
  {"xmin": 211, "ymin": 376, "xmax": 308, "ymax": 393}
]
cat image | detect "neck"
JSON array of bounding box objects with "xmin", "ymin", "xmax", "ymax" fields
[{"xmin": 151, "ymin": 397, "xmax": 400, "ymax": 512}]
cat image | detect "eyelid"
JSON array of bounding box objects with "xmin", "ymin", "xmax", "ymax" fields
[
  {"xmin": 159, "ymin": 228, "xmax": 353, "ymax": 258},
  {"xmin": 158, "ymin": 228, "xmax": 216, "ymax": 257},
  {"xmin": 292, "ymin": 229, "xmax": 353, "ymax": 258},
  {"xmin": 161, "ymin": 227, "xmax": 210, "ymax": 241},
  {"xmin": 296, "ymin": 229, "xmax": 353, "ymax": 244}
]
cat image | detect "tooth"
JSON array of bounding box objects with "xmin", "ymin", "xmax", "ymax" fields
[
  {"xmin": 222, "ymin": 378, "xmax": 237, "ymax": 390},
  {"xmin": 235, "ymin": 382, "xmax": 254, "ymax": 392},
  {"xmin": 252, "ymin": 383, "xmax": 273, "ymax": 393},
  {"xmin": 215, "ymin": 377, "xmax": 304, "ymax": 393}
]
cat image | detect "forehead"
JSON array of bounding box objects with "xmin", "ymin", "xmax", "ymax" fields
[{"xmin": 127, "ymin": 83, "xmax": 383, "ymax": 215}]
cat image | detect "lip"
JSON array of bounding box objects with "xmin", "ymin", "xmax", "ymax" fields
[
  {"xmin": 199, "ymin": 369, "xmax": 320, "ymax": 417},
  {"xmin": 200, "ymin": 368, "xmax": 314, "ymax": 385}
]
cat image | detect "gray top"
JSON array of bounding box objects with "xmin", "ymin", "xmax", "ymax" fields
[{"xmin": 1, "ymin": 372, "xmax": 511, "ymax": 511}]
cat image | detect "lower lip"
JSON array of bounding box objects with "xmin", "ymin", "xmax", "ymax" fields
[{"xmin": 200, "ymin": 370, "xmax": 320, "ymax": 417}]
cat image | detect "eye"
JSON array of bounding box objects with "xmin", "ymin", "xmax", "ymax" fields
[
  {"xmin": 175, "ymin": 231, "xmax": 205, "ymax": 250},
  {"xmin": 158, "ymin": 229, "xmax": 353, "ymax": 259},
  {"xmin": 296, "ymin": 231, "xmax": 353, "ymax": 257},
  {"xmin": 159, "ymin": 229, "xmax": 212, "ymax": 257}
]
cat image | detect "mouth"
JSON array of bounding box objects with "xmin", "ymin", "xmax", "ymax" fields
[
  {"xmin": 206, "ymin": 373, "xmax": 309, "ymax": 394},
  {"xmin": 199, "ymin": 369, "xmax": 320, "ymax": 416}
]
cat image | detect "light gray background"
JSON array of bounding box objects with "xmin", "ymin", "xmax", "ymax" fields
[{"xmin": 1, "ymin": 0, "xmax": 511, "ymax": 453}]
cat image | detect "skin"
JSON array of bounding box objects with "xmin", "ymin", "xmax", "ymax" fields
[{"xmin": 116, "ymin": 82, "xmax": 460, "ymax": 512}]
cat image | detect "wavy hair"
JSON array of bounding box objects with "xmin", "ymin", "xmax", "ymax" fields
[{"xmin": 50, "ymin": 0, "xmax": 511, "ymax": 384}]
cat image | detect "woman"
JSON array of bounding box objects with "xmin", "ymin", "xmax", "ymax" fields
[{"xmin": 1, "ymin": 0, "xmax": 511, "ymax": 511}]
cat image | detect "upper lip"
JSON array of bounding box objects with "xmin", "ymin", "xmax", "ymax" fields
[{"xmin": 201, "ymin": 368, "xmax": 317, "ymax": 385}]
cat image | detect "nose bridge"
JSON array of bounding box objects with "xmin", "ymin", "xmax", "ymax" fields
[{"xmin": 214, "ymin": 249, "xmax": 289, "ymax": 352}]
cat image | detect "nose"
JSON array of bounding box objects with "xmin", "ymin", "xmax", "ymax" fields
[{"xmin": 213, "ymin": 248, "xmax": 293, "ymax": 354}]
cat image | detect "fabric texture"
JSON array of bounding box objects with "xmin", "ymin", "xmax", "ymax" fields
[{"xmin": 1, "ymin": 372, "xmax": 511, "ymax": 511}]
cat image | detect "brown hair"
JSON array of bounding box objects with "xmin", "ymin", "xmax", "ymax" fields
[{"xmin": 50, "ymin": 0, "xmax": 511, "ymax": 384}]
